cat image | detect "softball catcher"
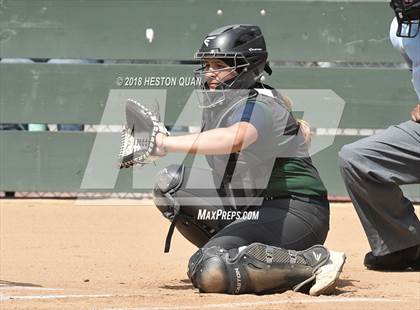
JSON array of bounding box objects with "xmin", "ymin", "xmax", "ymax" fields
[{"xmin": 120, "ymin": 25, "xmax": 346, "ymax": 295}]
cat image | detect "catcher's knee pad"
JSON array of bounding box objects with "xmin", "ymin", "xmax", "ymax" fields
[
  {"xmin": 153, "ymin": 164, "xmax": 220, "ymax": 249},
  {"xmin": 188, "ymin": 243, "xmax": 330, "ymax": 294},
  {"xmin": 153, "ymin": 164, "xmax": 185, "ymax": 219}
]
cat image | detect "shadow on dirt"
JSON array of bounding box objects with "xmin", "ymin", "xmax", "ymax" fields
[
  {"xmin": 332, "ymin": 279, "xmax": 358, "ymax": 295},
  {"xmin": 160, "ymin": 279, "xmax": 359, "ymax": 295},
  {"xmin": 160, "ymin": 279, "xmax": 194, "ymax": 290},
  {"xmin": 0, "ymin": 280, "xmax": 43, "ymax": 288}
]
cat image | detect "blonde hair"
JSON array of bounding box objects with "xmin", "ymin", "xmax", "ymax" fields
[{"xmin": 279, "ymin": 94, "xmax": 312, "ymax": 145}]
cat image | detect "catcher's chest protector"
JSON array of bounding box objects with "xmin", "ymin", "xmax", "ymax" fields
[{"xmin": 201, "ymin": 89, "xmax": 301, "ymax": 202}]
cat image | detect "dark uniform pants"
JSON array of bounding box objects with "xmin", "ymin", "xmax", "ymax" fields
[{"xmin": 161, "ymin": 166, "xmax": 330, "ymax": 251}]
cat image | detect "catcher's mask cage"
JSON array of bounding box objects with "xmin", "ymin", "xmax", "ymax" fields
[
  {"xmin": 193, "ymin": 24, "xmax": 272, "ymax": 109},
  {"xmin": 390, "ymin": 0, "xmax": 420, "ymax": 37},
  {"xmin": 193, "ymin": 52, "xmax": 251, "ymax": 108}
]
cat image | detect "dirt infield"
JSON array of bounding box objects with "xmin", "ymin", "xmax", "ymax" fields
[{"xmin": 0, "ymin": 199, "xmax": 419, "ymax": 310}]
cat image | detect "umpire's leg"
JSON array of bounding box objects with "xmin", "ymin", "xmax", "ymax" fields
[{"xmin": 338, "ymin": 120, "xmax": 420, "ymax": 256}]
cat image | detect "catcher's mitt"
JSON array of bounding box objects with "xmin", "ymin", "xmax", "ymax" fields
[{"xmin": 119, "ymin": 99, "xmax": 169, "ymax": 169}]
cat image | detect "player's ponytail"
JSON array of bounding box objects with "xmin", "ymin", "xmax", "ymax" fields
[
  {"xmin": 280, "ymin": 95, "xmax": 312, "ymax": 146},
  {"xmin": 297, "ymin": 119, "xmax": 312, "ymax": 145}
]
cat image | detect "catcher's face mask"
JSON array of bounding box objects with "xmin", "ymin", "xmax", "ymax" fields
[{"xmin": 194, "ymin": 52, "xmax": 250, "ymax": 108}]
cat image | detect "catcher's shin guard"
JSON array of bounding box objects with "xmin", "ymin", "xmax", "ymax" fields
[
  {"xmin": 153, "ymin": 165, "xmax": 222, "ymax": 252},
  {"xmin": 187, "ymin": 243, "xmax": 330, "ymax": 294}
]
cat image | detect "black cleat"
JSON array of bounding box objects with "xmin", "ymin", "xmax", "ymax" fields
[{"xmin": 364, "ymin": 245, "xmax": 420, "ymax": 271}]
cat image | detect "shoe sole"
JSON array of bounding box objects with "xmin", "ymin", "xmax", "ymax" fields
[{"xmin": 309, "ymin": 253, "xmax": 346, "ymax": 296}]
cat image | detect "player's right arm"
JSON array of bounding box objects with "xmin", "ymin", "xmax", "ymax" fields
[{"xmin": 155, "ymin": 122, "xmax": 258, "ymax": 155}]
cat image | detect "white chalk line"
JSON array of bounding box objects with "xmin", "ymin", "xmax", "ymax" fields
[
  {"xmin": 0, "ymin": 293, "xmax": 136, "ymax": 301},
  {"xmin": 0, "ymin": 286, "xmax": 63, "ymax": 291},
  {"xmin": 0, "ymin": 293, "xmax": 403, "ymax": 308},
  {"xmin": 102, "ymin": 298, "xmax": 403, "ymax": 310}
]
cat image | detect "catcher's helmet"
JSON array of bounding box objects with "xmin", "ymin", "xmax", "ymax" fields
[
  {"xmin": 194, "ymin": 24, "xmax": 272, "ymax": 108},
  {"xmin": 390, "ymin": 0, "xmax": 420, "ymax": 37}
]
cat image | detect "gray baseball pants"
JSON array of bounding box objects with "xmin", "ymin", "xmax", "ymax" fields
[{"xmin": 339, "ymin": 120, "xmax": 420, "ymax": 256}]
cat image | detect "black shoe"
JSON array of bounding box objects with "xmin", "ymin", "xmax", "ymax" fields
[
  {"xmin": 364, "ymin": 245, "xmax": 420, "ymax": 271},
  {"xmin": 411, "ymin": 255, "xmax": 420, "ymax": 271}
]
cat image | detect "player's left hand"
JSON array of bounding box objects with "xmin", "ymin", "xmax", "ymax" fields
[
  {"xmin": 154, "ymin": 132, "xmax": 168, "ymax": 157},
  {"xmin": 411, "ymin": 104, "xmax": 420, "ymax": 123},
  {"xmin": 119, "ymin": 99, "xmax": 169, "ymax": 168}
]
